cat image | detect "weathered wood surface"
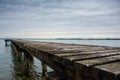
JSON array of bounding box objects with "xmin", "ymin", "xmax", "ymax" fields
[
  {"xmin": 11, "ymin": 40, "xmax": 120, "ymax": 80},
  {"xmin": 46, "ymin": 71, "xmax": 64, "ymax": 80}
]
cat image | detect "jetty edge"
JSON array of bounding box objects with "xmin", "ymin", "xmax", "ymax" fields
[{"xmin": 11, "ymin": 40, "xmax": 120, "ymax": 80}]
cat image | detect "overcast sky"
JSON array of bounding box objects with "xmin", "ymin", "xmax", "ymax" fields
[{"xmin": 0, "ymin": 0, "xmax": 120, "ymax": 38}]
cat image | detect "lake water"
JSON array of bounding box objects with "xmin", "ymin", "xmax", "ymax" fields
[{"xmin": 0, "ymin": 39, "xmax": 120, "ymax": 80}]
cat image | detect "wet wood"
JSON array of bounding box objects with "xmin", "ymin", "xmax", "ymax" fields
[
  {"xmin": 24, "ymin": 52, "xmax": 30, "ymax": 77},
  {"xmin": 11, "ymin": 40, "xmax": 120, "ymax": 80},
  {"xmin": 41, "ymin": 62, "xmax": 47, "ymax": 76},
  {"xmin": 46, "ymin": 71, "xmax": 64, "ymax": 80}
]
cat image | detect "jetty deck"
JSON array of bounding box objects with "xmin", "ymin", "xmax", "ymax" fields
[{"xmin": 11, "ymin": 40, "xmax": 120, "ymax": 80}]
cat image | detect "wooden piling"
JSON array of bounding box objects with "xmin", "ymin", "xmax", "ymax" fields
[
  {"xmin": 41, "ymin": 62, "xmax": 47, "ymax": 76},
  {"xmin": 24, "ymin": 52, "xmax": 30, "ymax": 77}
]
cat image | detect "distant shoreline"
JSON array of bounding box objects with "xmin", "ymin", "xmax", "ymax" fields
[
  {"xmin": 0, "ymin": 38, "xmax": 120, "ymax": 40},
  {"xmin": 56, "ymin": 38, "xmax": 120, "ymax": 40}
]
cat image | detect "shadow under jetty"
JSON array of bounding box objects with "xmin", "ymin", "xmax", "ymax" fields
[{"xmin": 10, "ymin": 44, "xmax": 46, "ymax": 80}]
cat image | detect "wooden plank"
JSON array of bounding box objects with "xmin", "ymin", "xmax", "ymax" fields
[
  {"xmin": 63, "ymin": 52, "xmax": 120, "ymax": 61},
  {"xmin": 94, "ymin": 62, "xmax": 120, "ymax": 80},
  {"xmin": 75, "ymin": 55, "xmax": 120, "ymax": 67},
  {"xmin": 55, "ymin": 50, "xmax": 120, "ymax": 57},
  {"xmin": 73, "ymin": 55, "xmax": 120, "ymax": 80}
]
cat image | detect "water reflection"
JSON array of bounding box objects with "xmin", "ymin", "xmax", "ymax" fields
[{"xmin": 10, "ymin": 46, "xmax": 46, "ymax": 80}]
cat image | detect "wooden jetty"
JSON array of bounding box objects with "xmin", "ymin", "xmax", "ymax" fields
[
  {"xmin": 4, "ymin": 39, "xmax": 12, "ymax": 46},
  {"xmin": 11, "ymin": 40, "xmax": 120, "ymax": 80}
]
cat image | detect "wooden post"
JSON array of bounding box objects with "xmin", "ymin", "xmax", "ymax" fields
[
  {"xmin": 14, "ymin": 46, "xmax": 22, "ymax": 61},
  {"xmin": 24, "ymin": 52, "xmax": 30, "ymax": 77},
  {"xmin": 23, "ymin": 51, "xmax": 34, "ymax": 77},
  {"xmin": 16, "ymin": 51, "xmax": 22, "ymax": 61},
  {"xmin": 29, "ymin": 54, "xmax": 34, "ymax": 62},
  {"xmin": 5, "ymin": 40, "xmax": 7, "ymax": 46},
  {"xmin": 41, "ymin": 62, "xmax": 47, "ymax": 76},
  {"xmin": 11, "ymin": 43, "xmax": 20, "ymax": 60}
]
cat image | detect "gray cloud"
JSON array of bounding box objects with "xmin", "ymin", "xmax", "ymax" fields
[{"xmin": 0, "ymin": 0, "xmax": 120, "ymax": 38}]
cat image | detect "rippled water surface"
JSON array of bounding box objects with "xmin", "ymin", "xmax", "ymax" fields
[{"xmin": 0, "ymin": 39, "xmax": 120, "ymax": 80}]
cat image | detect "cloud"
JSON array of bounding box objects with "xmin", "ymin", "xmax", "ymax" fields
[{"xmin": 0, "ymin": 0, "xmax": 120, "ymax": 38}]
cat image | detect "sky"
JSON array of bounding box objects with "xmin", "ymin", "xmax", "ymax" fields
[{"xmin": 0, "ymin": 0, "xmax": 120, "ymax": 38}]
